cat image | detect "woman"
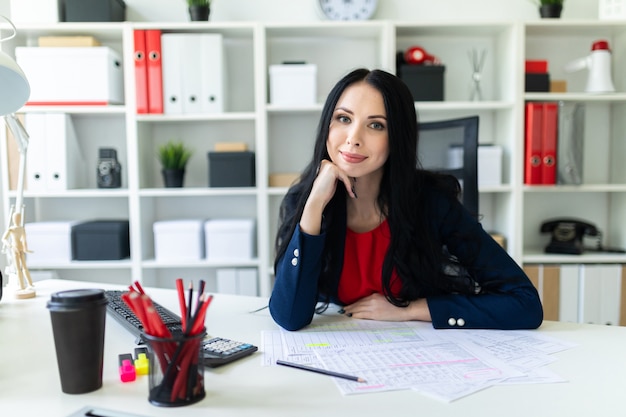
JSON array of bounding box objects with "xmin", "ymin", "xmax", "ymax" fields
[{"xmin": 269, "ymin": 68, "xmax": 543, "ymax": 331}]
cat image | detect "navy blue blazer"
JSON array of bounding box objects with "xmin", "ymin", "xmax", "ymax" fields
[{"xmin": 269, "ymin": 185, "xmax": 543, "ymax": 331}]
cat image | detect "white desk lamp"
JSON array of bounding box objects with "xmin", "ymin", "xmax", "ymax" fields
[{"xmin": 0, "ymin": 16, "xmax": 35, "ymax": 299}]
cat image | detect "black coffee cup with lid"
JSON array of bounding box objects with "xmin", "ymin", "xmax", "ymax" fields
[{"xmin": 47, "ymin": 288, "xmax": 108, "ymax": 394}]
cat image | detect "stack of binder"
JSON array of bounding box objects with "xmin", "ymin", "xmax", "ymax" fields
[
  {"xmin": 133, "ymin": 29, "xmax": 163, "ymax": 114},
  {"xmin": 24, "ymin": 113, "xmax": 86, "ymax": 191},
  {"xmin": 133, "ymin": 30, "xmax": 226, "ymax": 115},
  {"xmin": 524, "ymin": 102, "xmax": 557, "ymax": 185},
  {"xmin": 524, "ymin": 101, "xmax": 584, "ymax": 186}
]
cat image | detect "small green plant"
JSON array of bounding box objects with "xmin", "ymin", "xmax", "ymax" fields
[
  {"xmin": 187, "ymin": 0, "xmax": 210, "ymax": 6},
  {"xmin": 157, "ymin": 141, "xmax": 193, "ymax": 170}
]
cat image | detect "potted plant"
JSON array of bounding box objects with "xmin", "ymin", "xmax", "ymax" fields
[
  {"xmin": 187, "ymin": 0, "xmax": 211, "ymax": 21},
  {"xmin": 533, "ymin": 0, "xmax": 564, "ymax": 18},
  {"xmin": 157, "ymin": 141, "xmax": 193, "ymax": 187}
]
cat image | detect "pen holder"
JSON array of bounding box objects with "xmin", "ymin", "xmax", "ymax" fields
[{"xmin": 143, "ymin": 330, "xmax": 206, "ymax": 407}]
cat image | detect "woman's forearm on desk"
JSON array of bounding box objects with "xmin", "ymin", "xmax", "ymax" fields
[{"xmin": 270, "ymin": 225, "xmax": 326, "ymax": 330}]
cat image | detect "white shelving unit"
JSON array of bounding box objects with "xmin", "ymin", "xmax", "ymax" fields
[
  {"xmin": 522, "ymin": 20, "xmax": 626, "ymax": 265},
  {"xmin": 1, "ymin": 19, "xmax": 625, "ymax": 296}
]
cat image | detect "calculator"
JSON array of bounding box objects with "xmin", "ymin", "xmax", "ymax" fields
[{"xmin": 202, "ymin": 337, "xmax": 258, "ymax": 367}]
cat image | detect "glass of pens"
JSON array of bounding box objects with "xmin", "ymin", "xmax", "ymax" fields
[
  {"xmin": 143, "ymin": 330, "xmax": 206, "ymax": 407},
  {"xmin": 122, "ymin": 279, "xmax": 213, "ymax": 407}
]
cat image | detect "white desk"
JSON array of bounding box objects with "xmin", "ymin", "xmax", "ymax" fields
[{"xmin": 1, "ymin": 279, "xmax": 624, "ymax": 417}]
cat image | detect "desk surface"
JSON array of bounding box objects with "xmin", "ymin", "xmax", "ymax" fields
[{"xmin": 1, "ymin": 279, "xmax": 624, "ymax": 417}]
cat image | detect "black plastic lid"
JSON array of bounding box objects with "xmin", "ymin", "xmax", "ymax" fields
[{"xmin": 47, "ymin": 288, "xmax": 107, "ymax": 310}]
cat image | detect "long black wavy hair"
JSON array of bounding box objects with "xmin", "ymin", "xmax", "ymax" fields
[{"xmin": 274, "ymin": 68, "xmax": 469, "ymax": 307}]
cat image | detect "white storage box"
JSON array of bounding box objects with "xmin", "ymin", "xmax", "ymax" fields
[
  {"xmin": 216, "ymin": 268, "xmax": 258, "ymax": 296},
  {"xmin": 204, "ymin": 219, "xmax": 256, "ymax": 260},
  {"xmin": 15, "ymin": 46, "xmax": 124, "ymax": 105},
  {"xmin": 269, "ymin": 64, "xmax": 317, "ymax": 106},
  {"xmin": 599, "ymin": 0, "xmax": 626, "ymax": 20},
  {"xmin": 477, "ymin": 145, "xmax": 503, "ymax": 187},
  {"xmin": 25, "ymin": 221, "xmax": 78, "ymax": 264},
  {"xmin": 10, "ymin": 0, "xmax": 60, "ymax": 24},
  {"xmin": 153, "ymin": 219, "xmax": 205, "ymax": 261},
  {"xmin": 447, "ymin": 145, "xmax": 503, "ymax": 187}
]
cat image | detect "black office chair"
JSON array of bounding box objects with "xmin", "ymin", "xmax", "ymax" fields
[{"xmin": 417, "ymin": 116, "xmax": 479, "ymax": 217}]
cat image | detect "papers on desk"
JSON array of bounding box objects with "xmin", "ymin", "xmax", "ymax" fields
[{"xmin": 262, "ymin": 319, "xmax": 576, "ymax": 402}]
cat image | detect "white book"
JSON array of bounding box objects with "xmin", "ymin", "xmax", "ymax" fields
[
  {"xmin": 25, "ymin": 113, "xmax": 85, "ymax": 191},
  {"xmin": 24, "ymin": 113, "xmax": 48, "ymax": 192},
  {"xmin": 171, "ymin": 33, "xmax": 225, "ymax": 114},
  {"xmin": 180, "ymin": 34, "xmax": 204, "ymax": 114},
  {"xmin": 161, "ymin": 34, "xmax": 184, "ymax": 114},
  {"xmin": 200, "ymin": 33, "xmax": 226, "ymax": 113},
  {"xmin": 580, "ymin": 264, "xmax": 602, "ymax": 325},
  {"xmin": 578, "ymin": 264, "xmax": 621, "ymax": 325},
  {"xmin": 597, "ymin": 264, "xmax": 622, "ymax": 326},
  {"xmin": 558, "ymin": 264, "xmax": 580, "ymax": 323},
  {"xmin": 44, "ymin": 113, "xmax": 85, "ymax": 191}
]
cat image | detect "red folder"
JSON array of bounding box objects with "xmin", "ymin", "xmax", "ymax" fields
[
  {"xmin": 133, "ymin": 30, "xmax": 148, "ymax": 114},
  {"xmin": 524, "ymin": 102, "xmax": 543, "ymax": 185},
  {"xmin": 541, "ymin": 102, "xmax": 558, "ymax": 185},
  {"xmin": 146, "ymin": 29, "xmax": 163, "ymax": 114}
]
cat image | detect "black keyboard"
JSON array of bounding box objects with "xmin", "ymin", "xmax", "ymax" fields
[{"xmin": 105, "ymin": 290, "xmax": 258, "ymax": 367}]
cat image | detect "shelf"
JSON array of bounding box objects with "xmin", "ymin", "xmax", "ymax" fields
[
  {"xmin": 27, "ymin": 260, "xmax": 133, "ymax": 269},
  {"xmin": 395, "ymin": 21, "xmax": 515, "ymax": 38},
  {"xmin": 523, "ymin": 250, "xmax": 626, "ymax": 264},
  {"xmin": 21, "ymin": 105, "xmax": 127, "ymax": 114},
  {"xmin": 142, "ymin": 258, "xmax": 259, "ymax": 268},
  {"xmin": 5, "ymin": 21, "xmax": 126, "ymax": 39},
  {"xmin": 266, "ymin": 104, "xmax": 322, "ymax": 113},
  {"xmin": 524, "ymin": 185, "xmax": 626, "ymax": 192},
  {"xmin": 3, "ymin": 19, "xmax": 626, "ymax": 298},
  {"xmin": 480, "ymin": 184, "xmax": 513, "ymax": 193},
  {"xmin": 265, "ymin": 21, "xmax": 386, "ymax": 38},
  {"xmin": 11, "ymin": 189, "xmax": 131, "ymax": 198},
  {"xmin": 524, "ymin": 93, "xmax": 626, "ymax": 102},
  {"xmin": 136, "ymin": 112, "xmax": 257, "ymax": 123},
  {"xmin": 524, "ymin": 20, "xmax": 626, "ymax": 37},
  {"xmin": 132, "ymin": 21, "xmax": 257, "ymax": 37},
  {"xmin": 138, "ymin": 188, "xmax": 258, "ymax": 197}
]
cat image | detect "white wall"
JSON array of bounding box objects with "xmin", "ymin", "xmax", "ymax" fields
[{"xmin": 2, "ymin": 0, "xmax": 602, "ymax": 22}]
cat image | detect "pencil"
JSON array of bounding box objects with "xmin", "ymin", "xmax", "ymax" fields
[
  {"xmin": 175, "ymin": 278, "xmax": 187, "ymax": 331},
  {"xmin": 276, "ymin": 359, "xmax": 366, "ymax": 383}
]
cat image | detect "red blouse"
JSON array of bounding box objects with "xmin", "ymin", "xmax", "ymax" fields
[{"xmin": 337, "ymin": 219, "xmax": 401, "ymax": 304}]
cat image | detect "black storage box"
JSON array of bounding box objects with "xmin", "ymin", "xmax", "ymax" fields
[
  {"xmin": 208, "ymin": 151, "xmax": 256, "ymax": 187},
  {"xmin": 71, "ymin": 220, "xmax": 130, "ymax": 260},
  {"xmin": 398, "ymin": 64, "xmax": 445, "ymax": 101},
  {"xmin": 525, "ymin": 73, "xmax": 550, "ymax": 92},
  {"xmin": 62, "ymin": 0, "xmax": 126, "ymax": 22}
]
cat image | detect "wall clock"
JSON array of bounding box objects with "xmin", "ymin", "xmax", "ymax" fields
[{"xmin": 317, "ymin": 0, "xmax": 378, "ymax": 21}]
